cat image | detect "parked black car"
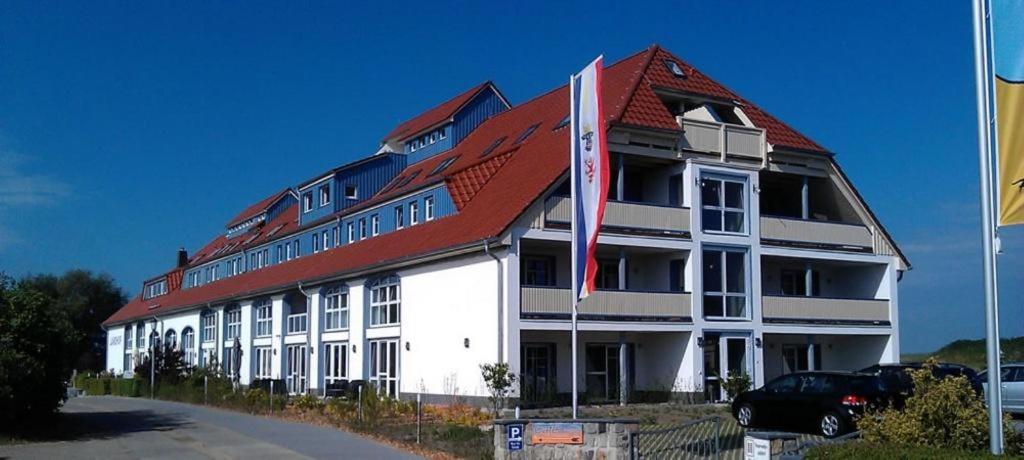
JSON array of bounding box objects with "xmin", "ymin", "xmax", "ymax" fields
[
  {"xmin": 731, "ymin": 372, "xmax": 890, "ymax": 438},
  {"xmin": 858, "ymin": 362, "xmax": 984, "ymax": 408}
]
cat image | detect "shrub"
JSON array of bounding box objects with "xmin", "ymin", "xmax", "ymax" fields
[
  {"xmin": 290, "ymin": 393, "xmax": 325, "ymax": 413},
  {"xmin": 110, "ymin": 378, "xmax": 140, "ymax": 397},
  {"xmin": 480, "ymin": 362, "xmax": 516, "ymax": 416},
  {"xmin": 806, "ymin": 441, "xmax": 1012, "ymax": 459},
  {"xmin": 858, "ymin": 359, "xmax": 1024, "ymax": 454},
  {"xmin": 722, "ymin": 372, "xmax": 751, "ymax": 402},
  {"xmin": 83, "ymin": 378, "xmax": 110, "ymax": 396}
]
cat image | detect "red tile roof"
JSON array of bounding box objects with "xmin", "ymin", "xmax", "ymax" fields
[
  {"xmin": 224, "ymin": 189, "xmax": 292, "ymax": 229},
  {"xmin": 381, "ymin": 81, "xmax": 502, "ymax": 142},
  {"xmin": 189, "ymin": 203, "xmax": 299, "ymax": 266},
  {"xmin": 104, "ymin": 44, "xmax": 836, "ymax": 326}
]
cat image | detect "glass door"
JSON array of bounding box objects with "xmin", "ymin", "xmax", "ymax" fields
[
  {"xmin": 585, "ymin": 344, "xmax": 622, "ymax": 402},
  {"xmin": 286, "ymin": 344, "xmax": 307, "ymax": 394},
  {"xmin": 703, "ymin": 332, "xmax": 752, "ymax": 402},
  {"xmin": 369, "ymin": 339, "xmax": 399, "ymax": 399},
  {"xmin": 521, "ymin": 344, "xmax": 555, "ymax": 402}
]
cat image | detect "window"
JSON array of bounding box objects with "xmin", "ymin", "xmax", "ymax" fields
[
  {"xmin": 369, "ymin": 275, "xmax": 400, "ymax": 326},
  {"xmin": 479, "ymin": 136, "xmax": 507, "ymax": 158},
  {"xmin": 124, "ymin": 326, "xmax": 134, "ymax": 373},
  {"xmin": 224, "ymin": 307, "xmax": 241, "ymax": 340},
  {"xmin": 428, "ymin": 156, "xmax": 459, "ymax": 177},
  {"xmin": 409, "ymin": 202, "xmax": 419, "ymax": 226},
  {"xmin": 669, "ymin": 259, "xmax": 686, "ymax": 292},
  {"xmin": 312, "ymin": 233, "xmax": 320, "ymax": 253},
  {"xmin": 286, "ymin": 243, "xmax": 293, "ymax": 261},
  {"xmin": 287, "ymin": 302, "xmax": 308, "ymax": 334},
  {"xmin": 439, "ymin": 127, "xmax": 447, "ymax": 139},
  {"xmin": 701, "ymin": 176, "xmax": 746, "ymax": 233},
  {"xmin": 782, "ymin": 344, "xmax": 822, "ymax": 374},
  {"xmin": 222, "ymin": 346, "xmax": 238, "ymax": 378},
  {"xmin": 286, "ymin": 344, "xmax": 307, "ymax": 394},
  {"xmin": 781, "ymin": 269, "xmax": 821, "ymax": 296},
  {"xmin": 424, "ymin": 197, "xmax": 435, "ymax": 221},
  {"xmin": 324, "ymin": 287, "xmax": 349, "ymax": 330},
  {"xmin": 595, "ymin": 259, "xmax": 620, "ymax": 290},
  {"xmin": 523, "ymin": 256, "xmax": 555, "ymax": 286},
  {"xmin": 201, "ymin": 313, "xmax": 216, "ymax": 342},
  {"xmin": 322, "ymin": 230, "xmax": 330, "ymax": 249},
  {"xmin": 136, "ymin": 323, "xmax": 145, "ymax": 348},
  {"xmin": 144, "ymin": 279, "xmax": 167, "ymax": 299},
  {"xmin": 371, "ymin": 214, "xmax": 380, "ymax": 236},
  {"xmin": 554, "ymin": 114, "xmax": 570, "ymax": 130},
  {"xmin": 182, "ymin": 327, "xmax": 196, "ymax": 366},
  {"xmin": 303, "ymin": 192, "xmax": 313, "ymax": 212},
  {"xmin": 514, "ymin": 123, "xmax": 540, "ymax": 145},
  {"xmin": 255, "ymin": 299, "xmax": 272, "ymax": 337},
  {"xmin": 124, "ymin": 325, "xmax": 133, "ymax": 349},
  {"xmin": 293, "ymin": 240, "xmax": 300, "ymax": 258},
  {"xmin": 664, "ymin": 59, "xmax": 686, "ymax": 77},
  {"xmin": 359, "ymin": 218, "xmax": 367, "ymax": 240},
  {"xmin": 345, "ymin": 185, "xmax": 358, "ymax": 200},
  {"xmin": 395, "ymin": 206, "xmax": 404, "ymax": 229},
  {"xmin": 254, "ymin": 347, "xmax": 273, "ymax": 380},
  {"xmin": 276, "ymin": 245, "xmax": 283, "ymax": 263},
  {"xmin": 702, "ymin": 248, "xmax": 748, "ymax": 318},
  {"xmin": 430, "ymin": 132, "xmax": 437, "ymax": 143},
  {"xmin": 164, "ymin": 329, "xmax": 177, "ymax": 349},
  {"xmin": 347, "ymin": 222, "xmax": 355, "ymax": 243},
  {"xmin": 324, "ymin": 342, "xmax": 348, "ymax": 386},
  {"xmin": 333, "ymin": 226, "xmax": 339, "ymax": 247},
  {"xmin": 369, "ymin": 338, "xmax": 399, "ymax": 398},
  {"xmin": 319, "ymin": 184, "xmax": 330, "ymax": 207}
]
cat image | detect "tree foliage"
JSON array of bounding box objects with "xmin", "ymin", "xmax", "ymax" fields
[
  {"xmin": 480, "ymin": 362, "xmax": 516, "ymax": 416},
  {"xmin": 21, "ymin": 270, "xmax": 128, "ymax": 371},
  {"xmin": 0, "ymin": 274, "xmax": 81, "ymax": 430},
  {"xmin": 858, "ymin": 359, "xmax": 1024, "ymax": 454}
]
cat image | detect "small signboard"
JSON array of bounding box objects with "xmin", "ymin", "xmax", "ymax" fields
[
  {"xmin": 532, "ymin": 422, "xmax": 584, "ymax": 445},
  {"xmin": 507, "ymin": 423, "xmax": 524, "ymax": 451}
]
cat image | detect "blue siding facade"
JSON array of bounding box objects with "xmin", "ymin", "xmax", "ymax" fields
[
  {"xmin": 406, "ymin": 125, "xmax": 453, "ymax": 164},
  {"xmin": 406, "ymin": 88, "xmax": 508, "ymax": 166},
  {"xmin": 298, "ymin": 153, "xmax": 407, "ymax": 226}
]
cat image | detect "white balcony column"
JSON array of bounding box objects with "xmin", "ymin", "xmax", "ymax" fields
[
  {"xmin": 619, "ymin": 333, "xmax": 629, "ymax": 406},
  {"xmin": 618, "ymin": 247, "xmax": 627, "ymax": 290},
  {"xmin": 804, "ymin": 262, "xmax": 813, "ymax": 297},
  {"xmin": 616, "ymin": 153, "xmax": 625, "ymax": 200},
  {"xmin": 801, "ymin": 176, "xmax": 809, "ymax": 220},
  {"xmin": 347, "ymin": 281, "xmax": 365, "ymax": 380},
  {"xmin": 308, "ymin": 289, "xmax": 322, "ymax": 394},
  {"xmin": 271, "ymin": 294, "xmax": 286, "ymax": 380},
  {"xmin": 215, "ymin": 306, "xmax": 225, "ymax": 372},
  {"xmin": 239, "ymin": 300, "xmax": 254, "ymax": 385},
  {"xmin": 807, "ymin": 336, "xmax": 817, "ymax": 371}
]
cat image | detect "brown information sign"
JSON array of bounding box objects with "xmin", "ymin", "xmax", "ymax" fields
[{"xmin": 531, "ymin": 422, "xmax": 584, "ymax": 444}]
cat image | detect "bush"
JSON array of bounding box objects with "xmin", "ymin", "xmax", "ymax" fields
[
  {"xmin": 83, "ymin": 378, "xmax": 110, "ymax": 396},
  {"xmin": 806, "ymin": 441, "xmax": 1013, "ymax": 459},
  {"xmin": 858, "ymin": 359, "xmax": 1024, "ymax": 454},
  {"xmin": 722, "ymin": 372, "xmax": 751, "ymax": 402},
  {"xmin": 110, "ymin": 378, "xmax": 140, "ymax": 397},
  {"xmin": 290, "ymin": 393, "xmax": 325, "ymax": 413},
  {"xmin": 480, "ymin": 362, "xmax": 516, "ymax": 417}
]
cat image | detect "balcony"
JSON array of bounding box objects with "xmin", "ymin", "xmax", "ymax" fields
[
  {"xmin": 521, "ymin": 286, "xmax": 692, "ymax": 322},
  {"xmin": 677, "ymin": 117, "xmax": 766, "ymax": 160},
  {"xmin": 762, "ymin": 295, "xmax": 890, "ymax": 325},
  {"xmin": 544, "ymin": 196, "xmax": 690, "ymax": 235},
  {"xmin": 760, "ymin": 216, "xmax": 873, "ymax": 250}
]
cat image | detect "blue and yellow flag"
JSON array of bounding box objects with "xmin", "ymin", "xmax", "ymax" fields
[{"xmin": 994, "ymin": 0, "xmax": 1024, "ymax": 226}]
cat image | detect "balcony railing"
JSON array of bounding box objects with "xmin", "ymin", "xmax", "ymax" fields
[
  {"xmin": 521, "ymin": 286, "xmax": 692, "ymax": 321},
  {"xmin": 286, "ymin": 313, "xmax": 308, "ymax": 334},
  {"xmin": 760, "ymin": 216, "xmax": 873, "ymax": 250},
  {"xmin": 762, "ymin": 295, "xmax": 890, "ymax": 325},
  {"xmin": 544, "ymin": 196, "xmax": 690, "ymax": 234},
  {"xmin": 677, "ymin": 117, "xmax": 766, "ymax": 160}
]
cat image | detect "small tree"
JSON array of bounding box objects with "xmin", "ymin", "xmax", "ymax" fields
[
  {"xmin": 480, "ymin": 362, "xmax": 517, "ymax": 417},
  {"xmin": 722, "ymin": 372, "xmax": 752, "ymax": 402}
]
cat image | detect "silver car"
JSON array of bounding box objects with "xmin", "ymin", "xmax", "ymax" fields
[{"xmin": 980, "ymin": 363, "xmax": 1024, "ymax": 414}]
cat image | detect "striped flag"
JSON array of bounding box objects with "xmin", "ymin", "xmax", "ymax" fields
[
  {"xmin": 994, "ymin": 0, "xmax": 1024, "ymax": 226},
  {"xmin": 570, "ymin": 56, "xmax": 610, "ymax": 301}
]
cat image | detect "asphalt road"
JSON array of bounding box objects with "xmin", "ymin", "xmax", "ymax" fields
[{"xmin": 0, "ymin": 396, "xmax": 420, "ymax": 459}]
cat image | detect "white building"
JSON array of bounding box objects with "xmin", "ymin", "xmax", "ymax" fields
[{"xmin": 103, "ymin": 45, "xmax": 909, "ymax": 404}]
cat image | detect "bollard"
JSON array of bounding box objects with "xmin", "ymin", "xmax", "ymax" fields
[
  {"xmin": 358, "ymin": 385, "xmax": 363, "ymax": 422},
  {"xmin": 204, "ymin": 375, "xmax": 208, "ymax": 405},
  {"xmin": 515, "ymin": 406, "xmax": 520, "ymax": 419},
  {"xmin": 416, "ymin": 393, "xmax": 422, "ymax": 444},
  {"xmin": 270, "ymin": 380, "xmax": 275, "ymax": 413}
]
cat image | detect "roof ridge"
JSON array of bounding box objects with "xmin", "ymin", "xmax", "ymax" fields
[
  {"xmin": 382, "ymin": 81, "xmax": 494, "ymax": 142},
  {"xmin": 609, "ymin": 44, "xmax": 660, "ymax": 123}
]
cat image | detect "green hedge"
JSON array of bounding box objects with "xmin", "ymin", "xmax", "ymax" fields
[
  {"xmin": 110, "ymin": 378, "xmax": 140, "ymax": 397},
  {"xmin": 82, "ymin": 378, "xmax": 110, "ymax": 396},
  {"xmin": 806, "ymin": 441, "xmax": 1020, "ymax": 459}
]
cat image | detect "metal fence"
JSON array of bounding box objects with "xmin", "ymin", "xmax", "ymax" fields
[{"xmin": 630, "ymin": 416, "xmax": 723, "ymax": 460}]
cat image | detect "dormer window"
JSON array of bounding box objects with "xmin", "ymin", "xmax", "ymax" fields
[
  {"xmin": 439, "ymin": 127, "xmax": 447, "ymax": 139},
  {"xmin": 319, "ymin": 185, "xmax": 330, "ymax": 207},
  {"xmin": 345, "ymin": 185, "xmax": 358, "ymax": 200},
  {"xmin": 430, "ymin": 132, "xmax": 437, "ymax": 143},
  {"xmin": 144, "ymin": 279, "xmax": 168, "ymax": 299},
  {"xmin": 664, "ymin": 59, "xmax": 686, "ymax": 78},
  {"xmin": 303, "ymin": 192, "xmax": 313, "ymax": 212}
]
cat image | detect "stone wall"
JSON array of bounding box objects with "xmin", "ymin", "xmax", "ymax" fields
[{"xmin": 493, "ymin": 418, "xmax": 639, "ymax": 460}]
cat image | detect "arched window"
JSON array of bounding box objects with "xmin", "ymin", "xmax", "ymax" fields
[
  {"xmin": 369, "ymin": 275, "xmax": 400, "ymax": 326},
  {"xmin": 181, "ymin": 327, "xmax": 196, "ymax": 366},
  {"xmin": 164, "ymin": 329, "xmax": 177, "ymax": 349},
  {"xmin": 148, "ymin": 330, "xmax": 160, "ymax": 350}
]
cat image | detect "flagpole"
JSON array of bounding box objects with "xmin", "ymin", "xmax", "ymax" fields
[
  {"xmin": 971, "ymin": 0, "xmax": 1004, "ymax": 453},
  {"xmin": 569, "ymin": 72, "xmax": 580, "ymax": 421}
]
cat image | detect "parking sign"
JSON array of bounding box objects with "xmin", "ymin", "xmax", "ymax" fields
[{"xmin": 507, "ymin": 424, "xmax": 524, "ymax": 451}]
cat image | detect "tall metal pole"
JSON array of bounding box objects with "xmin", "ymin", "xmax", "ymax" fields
[
  {"xmin": 971, "ymin": 0, "xmax": 1004, "ymax": 453},
  {"xmin": 569, "ymin": 72, "xmax": 579, "ymax": 420}
]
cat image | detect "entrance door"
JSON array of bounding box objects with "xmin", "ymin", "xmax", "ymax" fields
[
  {"xmin": 369, "ymin": 339, "xmax": 399, "ymax": 399},
  {"xmin": 286, "ymin": 344, "xmax": 307, "ymax": 394},
  {"xmin": 521, "ymin": 344, "xmax": 555, "ymax": 402},
  {"xmin": 585, "ymin": 344, "xmax": 633, "ymax": 402},
  {"xmin": 703, "ymin": 333, "xmax": 753, "ymax": 402}
]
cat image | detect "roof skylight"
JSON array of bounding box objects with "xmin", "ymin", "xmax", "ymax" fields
[
  {"xmin": 479, "ymin": 136, "xmax": 507, "ymax": 158},
  {"xmin": 513, "ymin": 123, "xmax": 540, "ymax": 145},
  {"xmin": 428, "ymin": 156, "xmax": 460, "ymax": 177},
  {"xmin": 554, "ymin": 114, "xmax": 570, "ymax": 130},
  {"xmin": 664, "ymin": 59, "xmax": 686, "ymax": 78}
]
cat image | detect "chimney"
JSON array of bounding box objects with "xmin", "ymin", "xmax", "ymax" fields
[{"xmin": 177, "ymin": 247, "xmax": 189, "ymax": 267}]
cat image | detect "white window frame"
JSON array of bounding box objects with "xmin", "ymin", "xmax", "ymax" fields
[
  {"xmin": 371, "ymin": 214, "xmax": 380, "ymax": 236},
  {"xmin": 312, "ymin": 233, "xmax": 320, "ymax": 253},
  {"xmin": 700, "ymin": 174, "xmax": 748, "ymax": 235},
  {"xmin": 702, "ymin": 247, "xmax": 750, "ymax": 320},
  {"xmin": 303, "ymin": 192, "xmax": 313, "ymax": 212},
  {"xmin": 425, "ymin": 196, "xmax": 435, "ymax": 221},
  {"xmin": 395, "ymin": 206, "xmax": 404, "ymax": 229},
  {"xmin": 347, "ymin": 222, "xmax": 354, "ymax": 243},
  {"xmin": 201, "ymin": 313, "xmax": 216, "ymax": 342},
  {"xmin": 359, "ymin": 218, "xmax": 367, "ymax": 240},
  {"xmin": 409, "ymin": 202, "xmax": 419, "ymax": 226},
  {"xmin": 323, "ymin": 287, "xmax": 349, "ymax": 331},
  {"xmin": 324, "ymin": 342, "xmax": 348, "ymax": 386},
  {"xmin": 254, "ymin": 346, "xmax": 273, "ymax": 380},
  {"xmin": 322, "ymin": 230, "xmax": 330, "ymax": 250},
  {"xmin": 286, "ymin": 344, "xmax": 308, "ymax": 394},
  {"xmin": 182, "ymin": 328, "xmax": 196, "ymax": 366},
  {"xmin": 319, "ymin": 184, "xmax": 331, "ymax": 207},
  {"xmin": 255, "ymin": 299, "xmax": 272, "ymax": 337},
  {"xmin": 345, "ymin": 185, "xmax": 358, "ymax": 200},
  {"xmin": 369, "ymin": 338, "xmax": 399, "ymax": 398},
  {"xmin": 369, "ymin": 275, "xmax": 400, "ymax": 326},
  {"xmin": 224, "ymin": 308, "xmax": 241, "ymax": 340}
]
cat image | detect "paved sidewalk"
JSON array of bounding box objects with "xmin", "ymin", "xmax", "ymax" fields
[{"xmin": 0, "ymin": 396, "xmax": 419, "ymax": 459}]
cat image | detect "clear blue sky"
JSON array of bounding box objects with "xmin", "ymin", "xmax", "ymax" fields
[{"xmin": 1, "ymin": 1, "xmax": 1021, "ymax": 353}]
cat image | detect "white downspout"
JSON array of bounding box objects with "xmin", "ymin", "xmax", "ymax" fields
[{"xmin": 484, "ymin": 240, "xmax": 504, "ymax": 364}]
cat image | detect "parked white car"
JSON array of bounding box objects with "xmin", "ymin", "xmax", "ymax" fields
[{"xmin": 980, "ymin": 364, "xmax": 1024, "ymax": 414}]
